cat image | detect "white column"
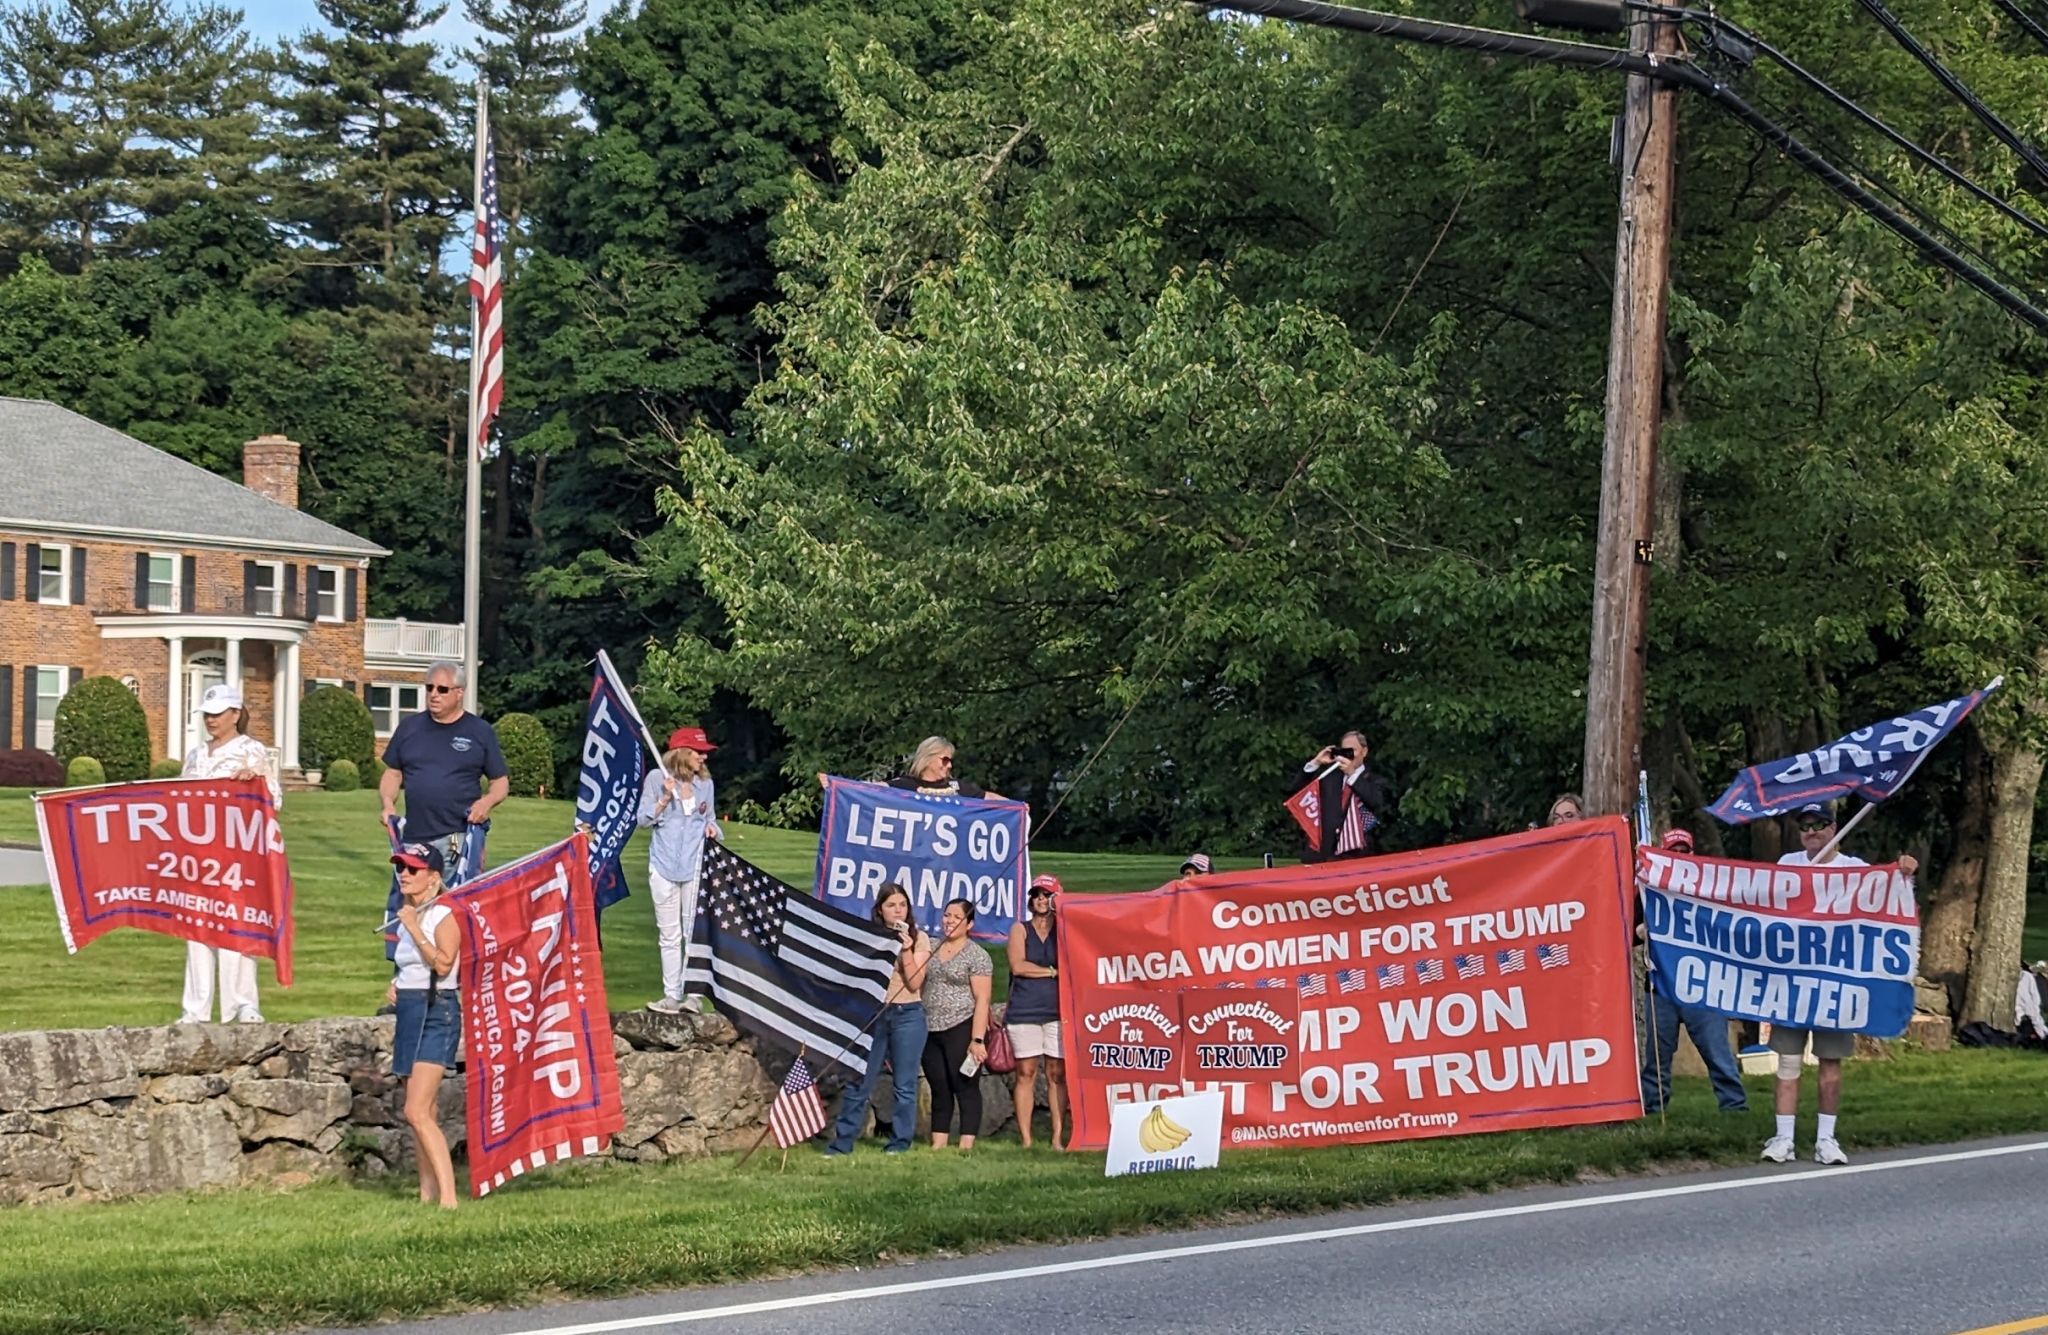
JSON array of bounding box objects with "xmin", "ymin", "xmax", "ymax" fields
[
  {"xmin": 272, "ymin": 645, "xmax": 287, "ymax": 755},
  {"xmin": 166, "ymin": 637, "xmax": 184, "ymax": 762},
  {"xmin": 225, "ymin": 638, "xmax": 242, "ymax": 695},
  {"xmin": 282, "ymin": 641, "xmax": 301, "ymax": 769}
]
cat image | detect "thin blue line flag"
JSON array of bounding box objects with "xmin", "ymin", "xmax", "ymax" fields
[
  {"xmin": 1707, "ymin": 679, "xmax": 2000, "ymax": 823},
  {"xmin": 577, "ymin": 651, "xmax": 649, "ymax": 912}
]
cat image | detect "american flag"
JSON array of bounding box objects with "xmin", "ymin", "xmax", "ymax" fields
[
  {"xmin": 684, "ymin": 844, "xmax": 898, "ymax": 1082},
  {"xmin": 1335, "ymin": 968, "xmax": 1367, "ymax": 993},
  {"xmin": 768, "ymin": 1054, "xmax": 827, "ymax": 1148},
  {"xmin": 1334, "ymin": 785, "xmax": 1380, "ymax": 855},
  {"xmin": 1414, "ymin": 958, "xmax": 1445, "ymax": 984},
  {"xmin": 1454, "ymin": 953, "xmax": 1485, "ymax": 980},
  {"xmin": 1496, "ymin": 948, "xmax": 1527, "ymax": 974},
  {"xmin": 468, "ymin": 87, "xmax": 504, "ymax": 462},
  {"xmin": 1216, "ymin": 980, "xmax": 1246, "ymax": 989},
  {"xmin": 1255, "ymin": 976, "xmax": 1287, "ymax": 989},
  {"xmin": 1537, "ymin": 942, "xmax": 1570, "ymax": 969},
  {"xmin": 1298, "ymin": 972, "xmax": 1327, "ymax": 997},
  {"xmin": 1375, "ymin": 962, "xmax": 1407, "ymax": 989}
]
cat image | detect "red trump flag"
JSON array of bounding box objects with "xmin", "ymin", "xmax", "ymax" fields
[
  {"xmin": 37, "ymin": 777, "xmax": 294, "ymax": 983},
  {"xmin": 1059, "ymin": 818, "xmax": 1641, "ymax": 1150},
  {"xmin": 451, "ymin": 834, "xmax": 624, "ymax": 1197}
]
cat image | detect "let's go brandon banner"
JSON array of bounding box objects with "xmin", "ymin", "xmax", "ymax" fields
[
  {"xmin": 452, "ymin": 834, "xmax": 624, "ymax": 1197},
  {"xmin": 36, "ymin": 778, "xmax": 294, "ymax": 983},
  {"xmin": 1058, "ymin": 819, "xmax": 1641, "ymax": 1151},
  {"xmin": 1637, "ymin": 846, "xmax": 1919, "ymax": 1038}
]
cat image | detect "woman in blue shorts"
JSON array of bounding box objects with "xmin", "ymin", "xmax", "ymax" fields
[{"xmin": 388, "ymin": 841, "xmax": 462, "ymax": 1208}]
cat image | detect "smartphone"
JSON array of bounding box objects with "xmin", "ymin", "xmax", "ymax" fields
[{"xmin": 959, "ymin": 1052, "xmax": 982, "ymax": 1077}]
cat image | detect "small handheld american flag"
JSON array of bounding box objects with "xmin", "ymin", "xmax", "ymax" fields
[{"xmin": 769, "ymin": 1054, "xmax": 827, "ymax": 1149}]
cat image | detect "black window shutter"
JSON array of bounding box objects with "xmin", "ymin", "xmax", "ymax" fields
[
  {"xmin": 343, "ymin": 567, "xmax": 359, "ymax": 621},
  {"xmin": 243, "ymin": 560, "xmax": 257, "ymax": 615},
  {"xmin": 344, "ymin": 679, "xmax": 357, "ymax": 697},
  {"xmin": 22, "ymin": 666, "xmax": 36, "ymax": 747},
  {"xmin": 1, "ymin": 542, "xmax": 15, "ymax": 601},
  {"xmin": 67, "ymin": 666, "xmax": 80, "ymax": 691},
  {"xmin": 70, "ymin": 547, "xmax": 85, "ymax": 607},
  {"xmin": 23, "ymin": 544, "xmax": 39, "ymax": 603},
  {"xmin": 284, "ymin": 564, "xmax": 299, "ymax": 618},
  {"xmin": 134, "ymin": 552, "xmax": 150, "ymax": 609},
  {"xmin": 179, "ymin": 555, "xmax": 196, "ymax": 615},
  {"xmin": 0, "ymin": 666, "xmax": 11, "ymax": 748}
]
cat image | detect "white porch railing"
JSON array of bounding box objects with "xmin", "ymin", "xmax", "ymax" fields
[{"xmin": 363, "ymin": 618, "xmax": 465, "ymax": 662}]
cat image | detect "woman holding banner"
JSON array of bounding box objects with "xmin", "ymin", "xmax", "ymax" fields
[
  {"xmin": 637, "ymin": 727, "xmax": 723, "ymax": 1015},
  {"xmin": 387, "ymin": 842, "xmax": 462, "ymax": 1209},
  {"xmin": 824, "ymin": 884, "xmax": 930, "ymax": 1157},
  {"xmin": 177, "ymin": 684, "xmax": 281, "ymax": 1025},
  {"xmin": 1005, "ymin": 875, "xmax": 1066, "ymax": 1149},
  {"xmin": 921, "ymin": 898, "xmax": 994, "ymax": 1149}
]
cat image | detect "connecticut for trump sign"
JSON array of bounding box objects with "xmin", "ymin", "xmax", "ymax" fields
[
  {"xmin": 37, "ymin": 777, "xmax": 294, "ymax": 982},
  {"xmin": 1058, "ymin": 819, "xmax": 1642, "ymax": 1151}
]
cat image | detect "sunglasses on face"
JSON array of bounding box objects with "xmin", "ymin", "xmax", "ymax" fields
[
  {"xmin": 1797, "ymin": 820, "xmax": 1832, "ymax": 833},
  {"xmin": 426, "ymin": 684, "xmax": 458, "ymax": 695}
]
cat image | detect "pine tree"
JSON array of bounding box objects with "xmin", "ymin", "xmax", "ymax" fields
[{"xmin": 463, "ymin": 0, "xmax": 582, "ymax": 236}]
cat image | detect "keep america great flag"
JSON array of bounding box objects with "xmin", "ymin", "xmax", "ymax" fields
[{"xmin": 683, "ymin": 844, "xmax": 898, "ymax": 1083}]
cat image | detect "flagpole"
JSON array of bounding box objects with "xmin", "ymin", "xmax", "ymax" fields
[{"xmin": 463, "ymin": 77, "xmax": 486, "ymax": 713}]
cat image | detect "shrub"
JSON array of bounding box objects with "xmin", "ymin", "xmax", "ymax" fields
[
  {"xmin": 324, "ymin": 759, "xmax": 361, "ymax": 792},
  {"xmin": 0, "ymin": 749, "xmax": 64, "ymax": 787},
  {"xmin": 53, "ymin": 676, "xmax": 151, "ymax": 782},
  {"xmin": 300, "ymin": 687, "xmax": 374, "ymax": 772},
  {"xmin": 495, "ymin": 713, "xmax": 554, "ymax": 798},
  {"xmin": 65, "ymin": 756, "xmax": 105, "ymax": 786},
  {"xmin": 149, "ymin": 759, "xmax": 184, "ymax": 779},
  {"xmin": 364, "ymin": 756, "xmax": 386, "ymax": 785}
]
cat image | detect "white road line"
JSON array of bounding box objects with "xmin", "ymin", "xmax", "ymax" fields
[{"xmin": 505, "ymin": 1138, "xmax": 2048, "ymax": 1335}]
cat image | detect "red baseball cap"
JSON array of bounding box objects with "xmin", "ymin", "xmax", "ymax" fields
[
  {"xmin": 1029, "ymin": 874, "xmax": 1062, "ymax": 897},
  {"xmin": 1661, "ymin": 827, "xmax": 1695, "ymax": 852},
  {"xmin": 667, "ymin": 726, "xmax": 717, "ymax": 753}
]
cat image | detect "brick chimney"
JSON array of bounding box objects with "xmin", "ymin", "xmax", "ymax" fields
[{"xmin": 242, "ymin": 435, "xmax": 301, "ymax": 509}]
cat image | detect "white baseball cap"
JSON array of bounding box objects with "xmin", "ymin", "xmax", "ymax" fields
[{"xmin": 199, "ymin": 683, "xmax": 244, "ymax": 714}]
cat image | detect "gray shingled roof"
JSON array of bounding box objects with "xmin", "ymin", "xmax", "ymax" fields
[{"xmin": 0, "ymin": 397, "xmax": 385, "ymax": 557}]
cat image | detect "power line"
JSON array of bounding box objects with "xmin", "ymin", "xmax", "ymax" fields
[
  {"xmin": 1854, "ymin": 0, "xmax": 2048, "ymax": 184},
  {"xmin": 1990, "ymin": 0, "xmax": 2048, "ymax": 55}
]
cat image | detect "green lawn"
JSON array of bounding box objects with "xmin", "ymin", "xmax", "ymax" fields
[
  {"xmin": 0, "ymin": 788, "xmax": 1248, "ymax": 1032},
  {"xmin": 1, "ymin": 1047, "xmax": 2044, "ymax": 1335}
]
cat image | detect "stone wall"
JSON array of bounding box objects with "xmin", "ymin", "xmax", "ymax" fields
[{"xmin": 0, "ymin": 1010, "xmax": 1022, "ymax": 1206}]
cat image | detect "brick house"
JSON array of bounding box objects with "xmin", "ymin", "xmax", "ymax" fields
[{"xmin": 0, "ymin": 398, "xmax": 464, "ymax": 774}]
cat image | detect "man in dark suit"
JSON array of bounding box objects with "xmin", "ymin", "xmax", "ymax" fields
[{"xmin": 1301, "ymin": 730, "xmax": 1393, "ymax": 862}]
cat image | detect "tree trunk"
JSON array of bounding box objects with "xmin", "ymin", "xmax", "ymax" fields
[
  {"xmin": 1960, "ymin": 739, "xmax": 2045, "ymax": 1027},
  {"xmin": 1742, "ymin": 710, "xmax": 1790, "ymax": 863},
  {"xmin": 1668, "ymin": 714, "xmax": 1725, "ymax": 857},
  {"xmin": 1919, "ymin": 721, "xmax": 1989, "ymax": 1010}
]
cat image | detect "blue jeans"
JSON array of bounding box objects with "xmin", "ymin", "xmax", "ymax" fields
[
  {"xmin": 1641, "ymin": 990, "xmax": 1748, "ymax": 1112},
  {"xmin": 829, "ymin": 1003, "xmax": 927, "ymax": 1153}
]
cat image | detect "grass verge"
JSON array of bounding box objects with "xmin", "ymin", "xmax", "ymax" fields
[{"xmin": 1, "ymin": 1049, "xmax": 2043, "ymax": 1335}]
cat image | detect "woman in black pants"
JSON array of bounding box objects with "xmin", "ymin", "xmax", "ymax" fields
[{"xmin": 920, "ymin": 898, "xmax": 993, "ymax": 1149}]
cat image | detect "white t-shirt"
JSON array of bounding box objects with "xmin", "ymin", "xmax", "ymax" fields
[
  {"xmin": 1776, "ymin": 850, "xmax": 1868, "ymax": 868},
  {"xmin": 182, "ymin": 733, "xmax": 283, "ymax": 807},
  {"xmin": 393, "ymin": 903, "xmax": 458, "ymax": 990}
]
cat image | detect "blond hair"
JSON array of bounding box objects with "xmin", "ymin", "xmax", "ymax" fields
[
  {"xmin": 908, "ymin": 736, "xmax": 954, "ymax": 777},
  {"xmin": 662, "ymin": 747, "xmax": 709, "ymax": 780}
]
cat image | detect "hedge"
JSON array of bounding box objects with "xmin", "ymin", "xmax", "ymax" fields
[
  {"xmin": 300, "ymin": 687, "xmax": 374, "ymax": 773},
  {"xmin": 53, "ymin": 677, "xmax": 151, "ymax": 782},
  {"xmin": 495, "ymin": 713, "xmax": 554, "ymax": 798},
  {"xmin": 65, "ymin": 756, "xmax": 105, "ymax": 786},
  {"xmin": 324, "ymin": 759, "xmax": 361, "ymax": 792},
  {"xmin": 0, "ymin": 750, "xmax": 64, "ymax": 787},
  {"xmin": 149, "ymin": 759, "xmax": 184, "ymax": 779}
]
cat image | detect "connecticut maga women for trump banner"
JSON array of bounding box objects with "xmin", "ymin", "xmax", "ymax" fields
[
  {"xmin": 451, "ymin": 833, "xmax": 624, "ymax": 1197},
  {"xmin": 1058, "ymin": 819, "xmax": 1641, "ymax": 1152},
  {"xmin": 1637, "ymin": 846, "xmax": 1918, "ymax": 1037},
  {"xmin": 36, "ymin": 777, "xmax": 294, "ymax": 982}
]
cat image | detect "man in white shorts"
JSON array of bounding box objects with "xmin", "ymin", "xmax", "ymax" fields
[{"xmin": 1763, "ymin": 802, "xmax": 1916, "ymax": 1165}]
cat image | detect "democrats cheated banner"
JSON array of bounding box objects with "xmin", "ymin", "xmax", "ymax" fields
[
  {"xmin": 1707, "ymin": 681, "xmax": 1997, "ymax": 822},
  {"xmin": 452, "ymin": 833, "xmax": 624, "ymax": 1197},
  {"xmin": 576, "ymin": 650, "xmax": 649, "ymax": 913},
  {"xmin": 1059, "ymin": 819, "xmax": 1641, "ymax": 1151},
  {"xmin": 815, "ymin": 776, "xmax": 1028, "ymax": 942},
  {"xmin": 1637, "ymin": 847, "xmax": 1918, "ymax": 1037},
  {"xmin": 37, "ymin": 777, "xmax": 294, "ymax": 983}
]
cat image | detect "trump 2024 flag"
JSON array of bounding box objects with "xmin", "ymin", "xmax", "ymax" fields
[{"xmin": 576, "ymin": 649, "xmax": 649, "ymax": 913}]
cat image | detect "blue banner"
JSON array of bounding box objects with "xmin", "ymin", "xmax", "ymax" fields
[
  {"xmin": 1638, "ymin": 846, "xmax": 1918, "ymax": 1038},
  {"xmin": 1707, "ymin": 680, "xmax": 1998, "ymax": 822},
  {"xmin": 576, "ymin": 653, "xmax": 649, "ymax": 913},
  {"xmin": 815, "ymin": 776, "xmax": 1028, "ymax": 943}
]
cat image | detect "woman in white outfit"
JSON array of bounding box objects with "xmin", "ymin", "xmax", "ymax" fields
[
  {"xmin": 179, "ymin": 683, "xmax": 281, "ymax": 1024},
  {"xmin": 635, "ymin": 725, "xmax": 721, "ymax": 1014}
]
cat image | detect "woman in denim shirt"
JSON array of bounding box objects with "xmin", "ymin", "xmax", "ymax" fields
[{"xmin": 637, "ymin": 725, "xmax": 723, "ymax": 1014}]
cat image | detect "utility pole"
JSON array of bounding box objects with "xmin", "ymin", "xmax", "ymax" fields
[{"xmin": 1582, "ymin": 9, "xmax": 1679, "ymax": 817}]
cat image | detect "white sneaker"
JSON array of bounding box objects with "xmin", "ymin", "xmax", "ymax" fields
[
  {"xmin": 646, "ymin": 996, "xmax": 686, "ymax": 1014},
  {"xmin": 232, "ymin": 1007, "xmax": 264, "ymax": 1024},
  {"xmin": 1813, "ymin": 1137, "xmax": 1848, "ymax": 1165},
  {"xmin": 1760, "ymin": 1135, "xmax": 1796, "ymax": 1163},
  {"xmin": 177, "ymin": 1012, "xmax": 207, "ymax": 1025}
]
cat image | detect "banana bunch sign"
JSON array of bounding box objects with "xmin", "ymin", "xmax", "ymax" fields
[{"xmin": 1105, "ymin": 1090, "xmax": 1225, "ymax": 1177}]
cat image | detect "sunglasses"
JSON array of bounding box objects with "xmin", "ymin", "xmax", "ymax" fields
[
  {"xmin": 938, "ymin": 756, "xmax": 955, "ymax": 767},
  {"xmin": 426, "ymin": 684, "xmax": 459, "ymax": 695},
  {"xmin": 1797, "ymin": 820, "xmax": 1832, "ymax": 833}
]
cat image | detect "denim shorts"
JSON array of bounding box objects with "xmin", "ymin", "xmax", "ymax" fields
[{"xmin": 393, "ymin": 988, "xmax": 461, "ymax": 1075}]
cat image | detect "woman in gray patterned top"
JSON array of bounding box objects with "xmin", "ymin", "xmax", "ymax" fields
[{"xmin": 919, "ymin": 898, "xmax": 993, "ymax": 1148}]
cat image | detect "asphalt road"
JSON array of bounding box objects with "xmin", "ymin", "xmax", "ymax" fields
[
  {"xmin": 0, "ymin": 844, "xmax": 46, "ymax": 886},
  {"xmin": 341, "ymin": 1134, "xmax": 2048, "ymax": 1335}
]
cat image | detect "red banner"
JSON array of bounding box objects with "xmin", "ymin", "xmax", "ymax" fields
[
  {"xmin": 36, "ymin": 778, "xmax": 294, "ymax": 983},
  {"xmin": 1058, "ymin": 818, "xmax": 1641, "ymax": 1150},
  {"xmin": 452, "ymin": 834, "xmax": 624, "ymax": 1197}
]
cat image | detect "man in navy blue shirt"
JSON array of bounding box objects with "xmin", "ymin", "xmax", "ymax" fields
[{"xmin": 378, "ymin": 661, "xmax": 508, "ymax": 857}]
